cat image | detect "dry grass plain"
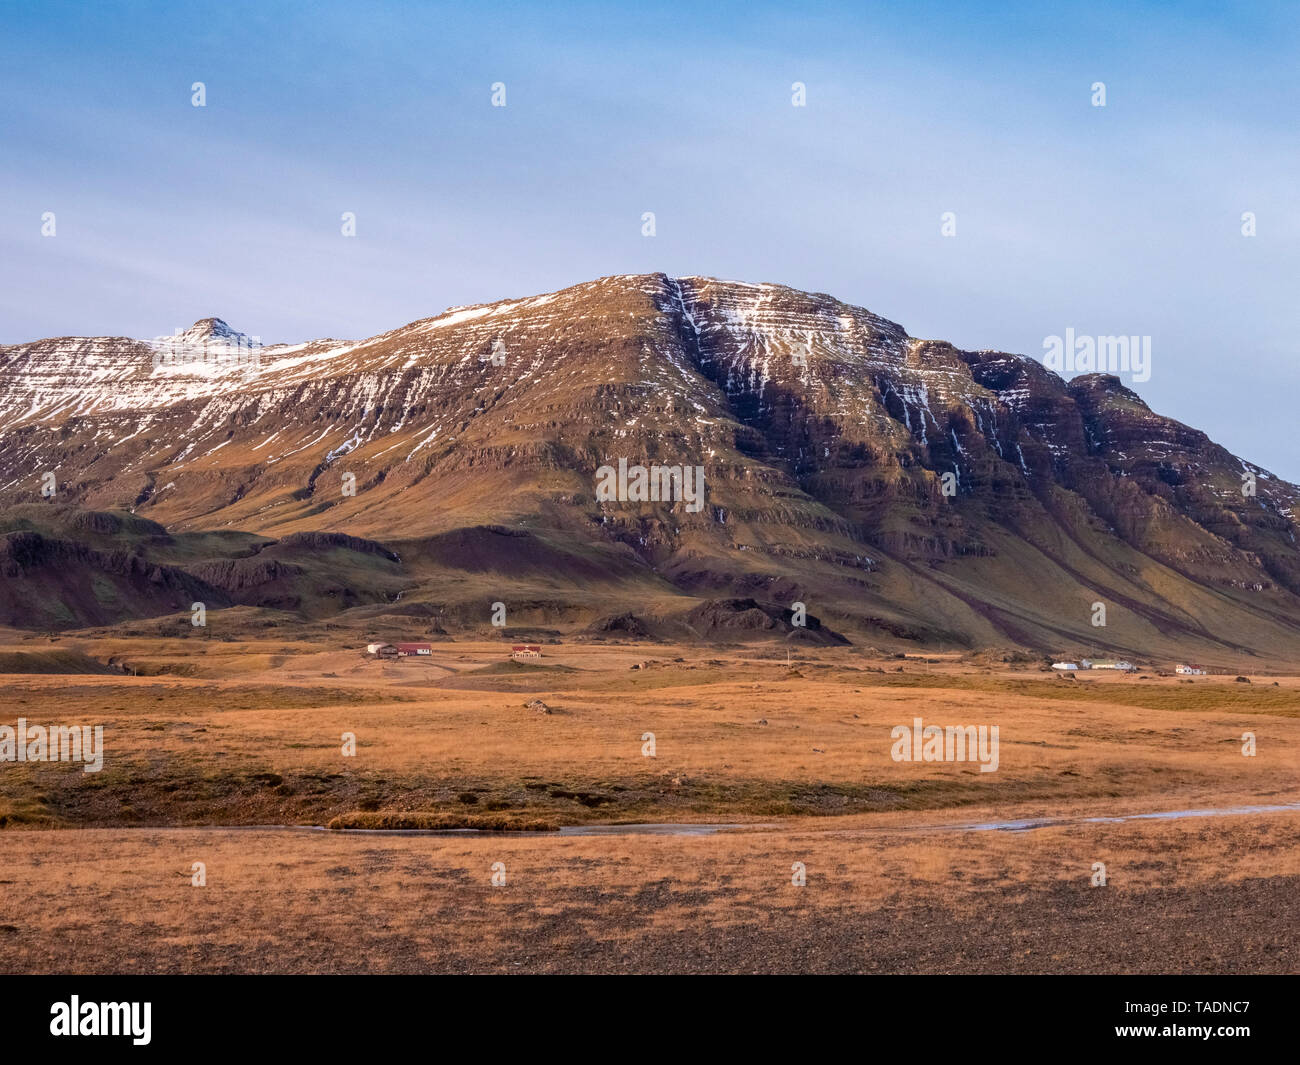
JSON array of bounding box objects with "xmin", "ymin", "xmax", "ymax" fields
[{"xmin": 1, "ymin": 634, "xmax": 1297, "ymax": 973}]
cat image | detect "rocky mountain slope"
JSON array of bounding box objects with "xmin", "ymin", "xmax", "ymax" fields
[{"xmin": 1, "ymin": 274, "xmax": 1297, "ymax": 665}]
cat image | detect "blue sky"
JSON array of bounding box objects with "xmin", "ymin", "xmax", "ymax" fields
[{"xmin": 3, "ymin": 0, "xmax": 1298, "ymax": 477}]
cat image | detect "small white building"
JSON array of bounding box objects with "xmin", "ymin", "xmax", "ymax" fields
[
  {"xmin": 1052, "ymin": 662, "xmax": 1079, "ymax": 671},
  {"xmin": 1175, "ymin": 664, "xmax": 1206, "ymax": 675}
]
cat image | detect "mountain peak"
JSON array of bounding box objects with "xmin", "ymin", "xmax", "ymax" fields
[
  {"xmin": 1067, "ymin": 372, "xmax": 1153, "ymax": 412},
  {"xmin": 175, "ymin": 318, "xmax": 253, "ymax": 346}
]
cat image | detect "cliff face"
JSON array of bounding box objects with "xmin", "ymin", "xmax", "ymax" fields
[{"xmin": 1, "ymin": 274, "xmax": 1297, "ymax": 663}]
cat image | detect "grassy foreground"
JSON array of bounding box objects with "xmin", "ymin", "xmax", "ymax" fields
[{"xmin": 1, "ymin": 635, "xmax": 1297, "ymax": 973}]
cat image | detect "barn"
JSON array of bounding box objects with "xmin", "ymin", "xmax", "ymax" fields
[
  {"xmin": 511, "ymin": 645, "xmax": 542, "ymax": 659},
  {"xmin": 394, "ymin": 643, "xmax": 433, "ymax": 657}
]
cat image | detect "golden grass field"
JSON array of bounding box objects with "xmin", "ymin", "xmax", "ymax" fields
[{"xmin": 1, "ymin": 634, "xmax": 1298, "ymax": 973}]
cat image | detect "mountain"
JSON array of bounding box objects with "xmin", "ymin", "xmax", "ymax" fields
[
  {"xmin": 169, "ymin": 316, "xmax": 256, "ymax": 346},
  {"xmin": 1, "ymin": 273, "xmax": 1298, "ymax": 665}
]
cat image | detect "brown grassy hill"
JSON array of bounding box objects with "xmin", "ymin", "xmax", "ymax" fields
[{"xmin": 1, "ymin": 275, "xmax": 1297, "ymax": 665}]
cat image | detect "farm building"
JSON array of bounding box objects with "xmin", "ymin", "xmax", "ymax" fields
[
  {"xmin": 1080, "ymin": 659, "xmax": 1136, "ymax": 671},
  {"xmin": 393, "ymin": 643, "xmax": 433, "ymax": 657},
  {"xmin": 1175, "ymin": 664, "xmax": 1206, "ymax": 675},
  {"xmin": 365, "ymin": 643, "xmax": 399, "ymax": 659},
  {"xmin": 511, "ymin": 645, "xmax": 542, "ymax": 659},
  {"xmin": 1051, "ymin": 662, "xmax": 1079, "ymax": 671}
]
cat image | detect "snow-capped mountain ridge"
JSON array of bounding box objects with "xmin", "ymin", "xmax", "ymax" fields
[
  {"xmin": 2, "ymin": 273, "xmax": 1299, "ymax": 661},
  {"xmin": 167, "ymin": 317, "xmax": 257, "ymax": 346}
]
